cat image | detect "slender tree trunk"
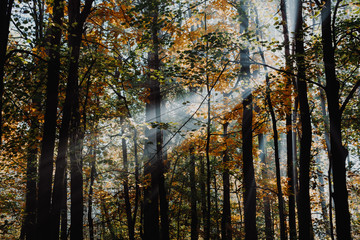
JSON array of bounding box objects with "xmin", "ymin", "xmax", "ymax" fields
[
  {"xmin": 237, "ymin": 2, "xmax": 257, "ymax": 239},
  {"xmin": 321, "ymin": 1, "xmax": 351, "ymax": 238},
  {"xmin": 37, "ymin": 0, "xmax": 64, "ymax": 238},
  {"xmin": 315, "ymin": 153, "xmax": 330, "ymax": 236},
  {"xmin": 256, "ymin": 16, "xmax": 287, "ymax": 238},
  {"xmin": 143, "ymin": 2, "xmax": 165, "ymax": 239},
  {"xmin": 222, "ymin": 123, "xmax": 232, "ymax": 240},
  {"xmin": 279, "ymin": 0, "xmax": 297, "ymax": 238},
  {"xmin": 295, "ymin": 1, "xmax": 313, "ymax": 239},
  {"xmin": 88, "ymin": 148, "xmax": 95, "ymax": 240},
  {"xmin": 24, "ymin": 119, "xmax": 39, "ymax": 240},
  {"xmin": 258, "ymin": 134, "xmax": 274, "ymax": 240},
  {"xmin": 60, "ymin": 172, "xmax": 68, "ymax": 240},
  {"xmin": 205, "ymin": 84, "xmax": 211, "ymax": 240},
  {"xmin": 190, "ymin": 147, "xmax": 199, "ymax": 240},
  {"xmin": 0, "ymin": 0, "xmax": 14, "ymax": 144},
  {"xmin": 121, "ymin": 122, "xmax": 135, "ymax": 240},
  {"xmin": 214, "ymin": 171, "xmax": 220, "ymax": 239},
  {"xmin": 265, "ymin": 75, "xmax": 287, "ymax": 240},
  {"xmin": 66, "ymin": 1, "xmax": 93, "ymax": 239},
  {"xmin": 319, "ymin": 87, "xmax": 334, "ymax": 239},
  {"xmin": 101, "ymin": 194, "xmax": 117, "ymax": 240},
  {"xmin": 159, "ymin": 137, "xmax": 169, "ymax": 240},
  {"xmin": 200, "ymin": 156, "xmax": 207, "ymax": 238},
  {"xmin": 132, "ymin": 129, "xmax": 140, "ymax": 228}
]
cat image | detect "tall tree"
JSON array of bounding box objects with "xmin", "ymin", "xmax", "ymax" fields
[
  {"xmin": 320, "ymin": 0, "xmax": 352, "ymax": 238},
  {"xmin": 258, "ymin": 134, "xmax": 274, "ymax": 240},
  {"xmin": 143, "ymin": 1, "xmax": 169, "ymax": 239},
  {"xmin": 294, "ymin": 0, "xmax": 313, "ymax": 239},
  {"xmin": 37, "ymin": 0, "xmax": 64, "ymax": 238},
  {"xmin": 66, "ymin": 0, "xmax": 94, "ymax": 239},
  {"xmin": 0, "ymin": 0, "xmax": 13, "ymax": 144},
  {"xmin": 237, "ymin": 0, "xmax": 258, "ymax": 238},
  {"xmin": 190, "ymin": 147, "xmax": 199, "ymax": 240},
  {"xmin": 221, "ymin": 122, "xmax": 232, "ymax": 240},
  {"xmin": 279, "ymin": 0, "xmax": 297, "ymax": 238}
]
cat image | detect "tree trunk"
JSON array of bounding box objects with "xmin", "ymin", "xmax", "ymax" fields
[
  {"xmin": 321, "ymin": 0, "xmax": 351, "ymax": 238},
  {"xmin": 143, "ymin": 2, "xmax": 164, "ymax": 239},
  {"xmin": 190, "ymin": 147, "xmax": 199, "ymax": 240},
  {"xmin": 0, "ymin": 0, "xmax": 14, "ymax": 144},
  {"xmin": 200, "ymin": 155, "xmax": 207, "ymax": 239},
  {"xmin": 258, "ymin": 134, "xmax": 274, "ymax": 240},
  {"xmin": 132, "ymin": 129, "xmax": 140, "ymax": 230},
  {"xmin": 66, "ymin": 1, "xmax": 93, "ymax": 239},
  {"xmin": 88, "ymin": 149, "xmax": 95, "ymax": 240},
  {"xmin": 37, "ymin": 0, "xmax": 64, "ymax": 238},
  {"xmin": 24, "ymin": 119, "xmax": 39, "ymax": 240},
  {"xmin": 238, "ymin": 2, "xmax": 257, "ymax": 239},
  {"xmin": 295, "ymin": 0, "xmax": 313, "ymax": 239},
  {"xmin": 221, "ymin": 123, "xmax": 232, "ymax": 240},
  {"xmin": 60, "ymin": 172, "xmax": 67, "ymax": 240},
  {"xmin": 265, "ymin": 77, "xmax": 287, "ymax": 240},
  {"xmin": 280, "ymin": 0, "xmax": 297, "ymax": 238},
  {"xmin": 121, "ymin": 122, "xmax": 135, "ymax": 240}
]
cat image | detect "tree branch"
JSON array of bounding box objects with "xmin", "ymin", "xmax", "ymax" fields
[
  {"xmin": 5, "ymin": 49, "xmax": 47, "ymax": 62},
  {"xmin": 340, "ymin": 79, "xmax": 360, "ymax": 114}
]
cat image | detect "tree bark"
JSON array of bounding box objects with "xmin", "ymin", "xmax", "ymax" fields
[
  {"xmin": 320, "ymin": 0, "xmax": 351, "ymax": 238},
  {"xmin": 0, "ymin": 0, "xmax": 14, "ymax": 144},
  {"xmin": 265, "ymin": 75, "xmax": 287, "ymax": 240},
  {"xmin": 66, "ymin": 1, "xmax": 93, "ymax": 239},
  {"xmin": 221, "ymin": 123, "xmax": 232, "ymax": 240},
  {"xmin": 295, "ymin": 0, "xmax": 313, "ymax": 239},
  {"xmin": 200, "ymin": 156, "xmax": 207, "ymax": 239},
  {"xmin": 190, "ymin": 147, "xmax": 199, "ymax": 240},
  {"xmin": 258, "ymin": 134, "xmax": 274, "ymax": 240},
  {"xmin": 143, "ymin": 2, "xmax": 166, "ymax": 239},
  {"xmin": 121, "ymin": 122, "xmax": 135, "ymax": 240},
  {"xmin": 238, "ymin": 2, "xmax": 257, "ymax": 238},
  {"xmin": 280, "ymin": 0, "xmax": 297, "ymax": 238},
  {"xmin": 37, "ymin": 0, "xmax": 64, "ymax": 238},
  {"xmin": 24, "ymin": 119, "xmax": 39, "ymax": 240}
]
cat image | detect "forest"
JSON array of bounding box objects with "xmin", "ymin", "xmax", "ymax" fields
[{"xmin": 0, "ymin": 0, "xmax": 359, "ymax": 239}]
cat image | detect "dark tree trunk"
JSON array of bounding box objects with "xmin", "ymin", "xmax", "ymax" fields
[
  {"xmin": 66, "ymin": 1, "xmax": 93, "ymax": 239},
  {"xmin": 37, "ymin": 0, "xmax": 64, "ymax": 238},
  {"xmin": 238, "ymin": 2, "xmax": 257, "ymax": 239},
  {"xmin": 60, "ymin": 172, "xmax": 67, "ymax": 240},
  {"xmin": 205, "ymin": 82, "xmax": 211, "ymax": 240},
  {"xmin": 200, "ymin": 156, "xmax": 207, "ymax": 238},
  {"xmin": 132, "ymin": 129, "xmax": 140, "ymax": 229},
  {"xmin": 221, "ymin": 123, "xmax": 232, "ymax": 240},
  {"xmin": 265, "ymin": 75, "xmax": 287, "ymax": 240},
  {"xmin": 0, "ymin": 0, "xmax": 13, "ymax": 144},
  {"xmin": 214, "ymin": 171, "xmax": 220, "ymax": 239},
  {"xmin": 159, "ymin": 139, "xmax": 169, "ymax": 240},
  {"xmin": 190, "ymin": 147, "xmax": 199, "ymax": 240},
  {"xmin": 50, "ymin": 17, "xmax": 78, "ymax": 236},
  {"xmin": 88, "ymin": 148, "xmax": 95, "ymax": 240},
  {"xmin": 295, "ymin": 0, "xmax": 313, "ymax": 239},
  {"xmin": 24, "ymin": 119, "xmax": 39, "ymax": 240},
  {"xmin": 256, "ymin": 14, "xmax": 287, "ymax": 237},
  {"xmin": 143, "ymin": 2, "xmax": 167, "ymax": 239},
  {"xmin": 321, "ymin": 0, "xmax": 351, "ymax": 238},
  {"xmin": 121, "ymin": 122, "xmax": 135, "ymax": 240},
  {"xmin": 280, "ymin": 0, "xmax": 297, "ymax": 238},
  {"xmin": 258, "ymin": 134, "xmax": 274, "ymax": 240}
]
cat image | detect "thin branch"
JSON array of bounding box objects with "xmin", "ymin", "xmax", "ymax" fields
[
  {"xmin": 5, "ymin": 49, "xmax": 47, "ymax": 62},
  {"xmin": 340, "ymin": 79, "xmax": 360, "ymax": 114},
  {"xmin": 246, "ymin": 58, "xmax": 326, "ymax": 90}
]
